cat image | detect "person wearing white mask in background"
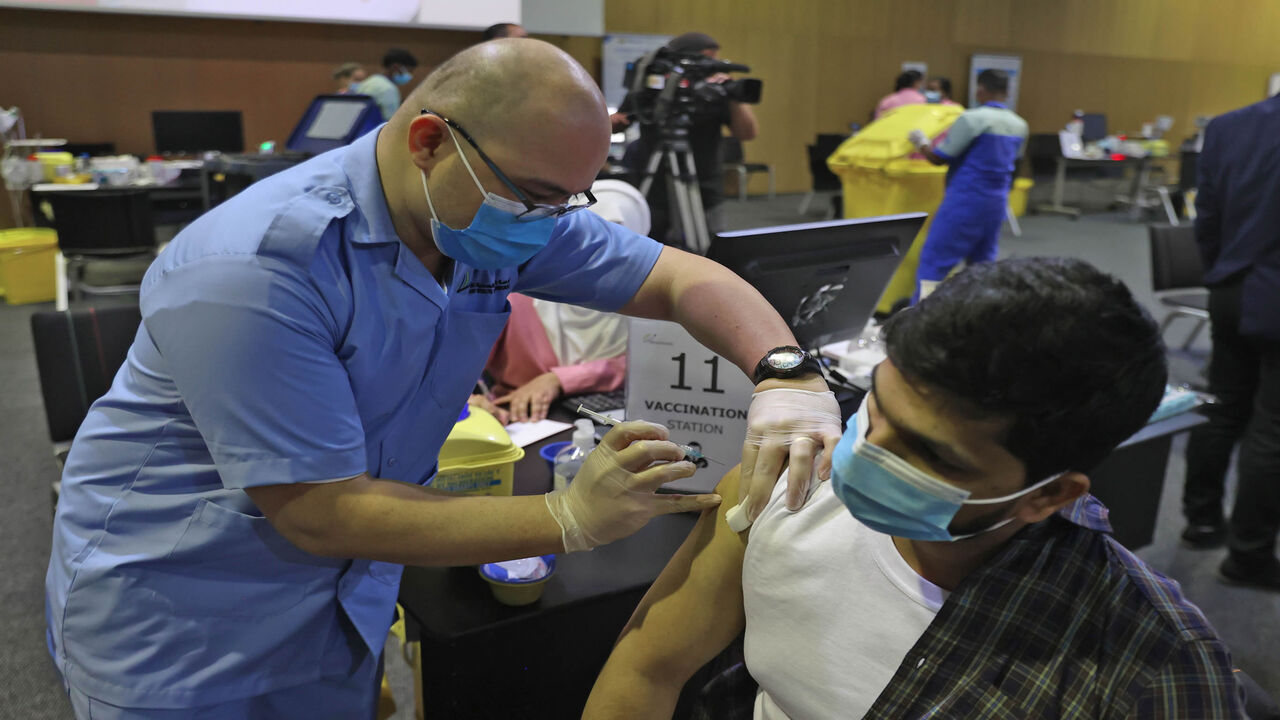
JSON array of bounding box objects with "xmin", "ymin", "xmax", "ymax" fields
[
  {"xmin": 333, "ymin": 62, "xmax": 369, "ymax": 95},
  {"xmin": 585, "ymin": 257, "xmax": 1244, "ymax": 720},
  {"xmin": 355, "ymin": 48, "xmax": 419, "ymax": 121},
  {"xmin": 471, "ymin": 180, "xmax": 647, "ymax": 423},
  {"xmin": 923, "ymin": 76, "xmax": 961, "ymax": 107}
]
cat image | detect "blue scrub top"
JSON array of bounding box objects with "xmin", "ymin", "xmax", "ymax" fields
[
  {"xmin": 44, "ymin": 126, "xmax": 663, "ymax": 709},
  {"xmin": 934, "ymin": 101, "xmax": 1029, "ymax": 196}
]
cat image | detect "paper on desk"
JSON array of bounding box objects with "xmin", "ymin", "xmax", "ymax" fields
[{"xmin": 504, "ymin": 419, "xmax": 574, "ymax": 448}]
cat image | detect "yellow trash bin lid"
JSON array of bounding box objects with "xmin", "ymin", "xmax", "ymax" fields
[
  {"xmin": 439, "ymin": 405, "xmax": 525, "ymax": 471},
  {"xmin": 828, "ymin": 104, "xmax": 965, "ymax": 172},
  {"xmin": 0, "ymin": 227, "xmax": 58, "ymax": 252}
]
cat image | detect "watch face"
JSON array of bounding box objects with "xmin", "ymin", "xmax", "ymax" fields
[{"xmin": 767, "ymin": 348, "xmax": 805, "ymax": 370}]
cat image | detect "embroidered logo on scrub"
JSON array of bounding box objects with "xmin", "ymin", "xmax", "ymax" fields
[{"xmin": 456, "ymin": 270, "xmax": 513, "ymax": 295}]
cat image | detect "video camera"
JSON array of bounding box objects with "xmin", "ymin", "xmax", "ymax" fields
[{"xmin": 622, "ymin": 47, "xmax": 762, "ymax": 132}]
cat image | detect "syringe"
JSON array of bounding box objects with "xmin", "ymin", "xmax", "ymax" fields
[{"xmin": 575, "ymin": 405, "xmax": 721, "ymax": 466}]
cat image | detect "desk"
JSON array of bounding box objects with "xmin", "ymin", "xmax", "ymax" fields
[
  {"xmin": 1035, "ymin": 155, "xmax": 1177, "ymax": 223},
  {"xmin": 30, "ymin": 178, "xmax": 205, "ymax": 227},
  {"xmin": 200, "ymin": 154, "xmax": 306, "ymax": 210},
  {"xmin": 399, "ymin": 426, "xmax": 698, "ymax": 718}
]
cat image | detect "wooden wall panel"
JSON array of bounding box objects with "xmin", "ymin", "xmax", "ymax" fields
[
  {"xmin": 3, "ymin": 1, "xmax": 1279, "ymax": 228},
  {"xmin": 606, "ymin": 0, "xmax": 1280, "ymax": 197},
  {"xmin": 0, "ymin": 7, "xmax": 600, "ymax": 228}
]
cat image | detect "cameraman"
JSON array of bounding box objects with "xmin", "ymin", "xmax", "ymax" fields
[{"xmin": 611, "ymin": 32, "xmax": 758, "ymax": 247}]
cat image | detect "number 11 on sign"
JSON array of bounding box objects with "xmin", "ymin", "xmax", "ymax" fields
[{"xmin": 670, "ymin": 353, "xmax": 726, "ymax": 394}]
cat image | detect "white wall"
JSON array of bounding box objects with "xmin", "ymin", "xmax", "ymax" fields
[{"xmin": 521, "ymin": 0, "xmax": 602, "ymax": 36}]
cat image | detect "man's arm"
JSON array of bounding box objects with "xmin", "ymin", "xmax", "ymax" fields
[
  {"xmin": 248, "ymin": 422, "xmax": 719, "ymax": 565},
  {"xmin": 584, "ymin": 468, "xmax": 751, "ymax": 719},
  {"xmin": 619, "ymin": 246, "xmax": 812, "ymax": 385},
  {"xmin": 1127, "ymin": 639, "xmax": 1245, "ymax": 718},
  {"xmin": 728, "ymin": 102, "xmax": 758, "ymax": 141},
  {"xmin": 911, "ymin": 112, "xmax": 979, "ymax": 167},
  {"xmin": 247, "ymin": 475, "xmax": 565, "ymax": 566},
  {"xmin": 620, "ymin": 246, "xmax": 841, "ymax": 521},
  {"xmin": 1194, "ymin": 121, "xmax": 1223, "ymax": 271},
  {"xmin": 916, "ymin": 145, "xmax": 949, "ymax": 166}
]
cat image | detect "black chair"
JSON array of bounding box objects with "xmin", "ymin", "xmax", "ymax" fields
[
  {"xmin": 799, "ymin": 133, "xmax": 846, "ymax": 216},
  {"xmin": 30, "ymin": 305, "xmax": 142, "ymax": 503},
  {"xmin": 43, "ymin": 189, "xmax": 157, "ymax": 301},
  {"xmin": 1148, "ymin": 223, "xmax": 1209, "ymax": 350},
  {"xmin": 720, "ymin": 137, "xmax": 775, "ymax": 202}
]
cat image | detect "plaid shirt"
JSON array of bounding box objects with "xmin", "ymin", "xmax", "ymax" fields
[{"xmin": 696, "ymin": 495, "xmax": 1244, "ymax": 719}]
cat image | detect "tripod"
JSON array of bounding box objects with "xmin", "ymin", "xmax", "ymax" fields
[{"xmin": 636, "ymin": 120, "xmax": 712, "ymax": 255}]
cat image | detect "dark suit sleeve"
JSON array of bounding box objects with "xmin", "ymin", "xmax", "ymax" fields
[{"xmin": 1194, "ymin": 121, "xmax": 1224, "ymax": 273}]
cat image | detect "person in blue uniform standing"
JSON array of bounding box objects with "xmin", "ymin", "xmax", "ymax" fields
[
  {"xmin": 45, "ymin": 39, "xmax": 842, "ymax": 719},
  {"xmin": 907, "ymin": 69, "xmax": 1028, "ymax": 302}
]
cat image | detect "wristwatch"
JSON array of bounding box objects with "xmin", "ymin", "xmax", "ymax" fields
[{"xmin": 752, "ymin": 346, "xmax": 823, "ymax": 384}]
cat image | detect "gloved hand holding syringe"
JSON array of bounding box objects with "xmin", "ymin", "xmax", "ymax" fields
[{"xmin": 575, "ymin": 406, "xmax": 723, "ymax": 466}]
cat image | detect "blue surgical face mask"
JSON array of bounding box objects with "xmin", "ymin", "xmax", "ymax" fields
[
  {"xmin": 420, "ymin": 124, "xmax": 557, "ymax": 270},
  {"xmin": 923, "ymin": 90, "xmax": 942, "ymax": 103},
  {"xmin": 391, "ymin": 71, "xmax": 413, "ymax": 86},
  {"xmin": 831, "ymin": 397, "xmax": 1063, "ymax": 542}
]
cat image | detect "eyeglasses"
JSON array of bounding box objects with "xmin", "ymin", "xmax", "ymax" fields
[{"xmin": 420, "ymin": 109, "xmax": 596, "ymax": 220}]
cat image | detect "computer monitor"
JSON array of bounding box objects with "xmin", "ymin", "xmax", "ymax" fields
[
  {"xmin": 152, "ymin": 111, "xmax": 244, "ymax": 155},
  {"xmin": 707, "ymin": 213, "xmax": 927, "ymax": 350},
  {"xmin": 285, "ymin": 95, "xmax": 383, "ymax": 155},
  {"xmin": 1081, "ymin": 112, "xmax": 1108, "ymax": 142}
]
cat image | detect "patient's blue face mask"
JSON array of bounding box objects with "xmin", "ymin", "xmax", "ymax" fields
[
  {"xmin": 923, "ymin": 90, "xmax": 943, "ymax": 103},
  {"xmin": 831, "ymin": 397, "xmax": 1063, "ymax": 542},
  {"xmin": 420, "ymin": 125, "xmax": 557, "ymax": 271},
  {"xmin": 391, "ymin": 71, "xmax": 413, "ymax": 86}
]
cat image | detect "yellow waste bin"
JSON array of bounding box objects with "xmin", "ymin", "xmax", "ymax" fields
[
  {"xmin": 432, "ymin": 405, "xmax": 525, "ymax": 496},
  {"xmin": 1008, "ymin": 177, "xmax": 1035, "ymax": 218},
  {"xmin": 0, "ymin": 228, "xmax": 59, "ymax": 304},
  {"xmin": 828, "ymin": 104, "xmax": 963, "ymax": 314}
]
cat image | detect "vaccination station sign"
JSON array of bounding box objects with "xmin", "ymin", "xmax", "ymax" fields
[{"xmin": 626, "ymin": 319, "xmax": 755, "ymax": 493}]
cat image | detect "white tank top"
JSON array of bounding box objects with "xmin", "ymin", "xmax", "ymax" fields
[{"xmin": 742, "ymin": 474, "xmax": 948, "ymax": 719}]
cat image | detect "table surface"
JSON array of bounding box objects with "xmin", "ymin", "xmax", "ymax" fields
[{"xmin": 398, "ymin": 417, "xmax": 702, "ymax": 643}]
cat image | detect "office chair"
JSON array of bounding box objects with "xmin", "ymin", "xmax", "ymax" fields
[
  {"xmin": 30, "ymin": 304, "xmax": 142, "ymax": 504},
  {"xmin": 720, "ymin": 137, "xmax": 775, "ymax": 202},
  {"xmin": 799, "ymin": 134, "xmax": 845, "ymax": 216},
  {"xmin": 44, "ymin": 189, "xmax": 157, "ymax": 302},
  {"xmin": 1148, "ymin": 223, "xmax": 1209, "ymax": 350}
]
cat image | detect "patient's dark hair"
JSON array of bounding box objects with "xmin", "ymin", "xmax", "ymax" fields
[{"xmin": 882, "ymin": 257, "xmax": 1167, "ymax": 483}]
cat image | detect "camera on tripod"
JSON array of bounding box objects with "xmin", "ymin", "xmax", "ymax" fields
[{"xmin": 622, "ymin": 47, "xmax": 762, "ymax": 131}]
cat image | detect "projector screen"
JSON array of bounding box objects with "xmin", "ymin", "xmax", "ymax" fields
[{"xmin": 0, "ymin": 0, "xmax": 521, "ymax": 31}]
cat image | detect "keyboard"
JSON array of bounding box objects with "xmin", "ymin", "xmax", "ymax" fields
[{"xmin": 561, "ymin": 390, "xmax": 626, "ymax": 416}]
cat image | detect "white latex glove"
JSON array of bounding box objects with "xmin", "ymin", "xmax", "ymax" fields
[
  {"xmin": 907, "ymin": 128, "xmax": 929, "ymax": 149},
  {"xmin": 727, "ymin": 388, "xmax": 842, "ymax": 532},
  {"xmin": 544, "ymin": 421, "xmax": 722, "ymax": 552}
]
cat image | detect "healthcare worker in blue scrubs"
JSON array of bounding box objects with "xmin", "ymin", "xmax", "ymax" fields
[
  {"xmin": 45, "ymin": 39, "xmax": 842, "ymax": 719},
  {"xmin": 907, "ymin": 69, "xmax": 1028, "ymax": 302}
]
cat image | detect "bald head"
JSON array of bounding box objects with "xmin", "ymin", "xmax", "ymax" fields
[
  {"xmin": 393, "ymin": 39, "xmax": 606, "ymax": 142},
  {"xmin": 377, "ymin": 39, "xmax": 612, "ymax": 270}
]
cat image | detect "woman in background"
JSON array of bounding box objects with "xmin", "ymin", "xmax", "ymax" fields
[{"xmin": 471, "ymin": 180, "xmax": 649, "ymax": 423}]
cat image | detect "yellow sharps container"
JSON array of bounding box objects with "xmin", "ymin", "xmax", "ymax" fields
[
  {"xmin": 432, "ymin": 405, "xmax": 525, "ymax": 496},
  {"xmin": 828, "ymin": 103, "xmax": 964, "ymax": 314}
]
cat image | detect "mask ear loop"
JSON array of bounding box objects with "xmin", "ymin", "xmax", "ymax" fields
[
  {"xmin": 962, "ymin": 472, "xmax": 1065, "ymax": 506},
  {"xmin": 442, "ymin": 123, "xmax": 487, "ymax": 199},
  {"xmin": 420, "ymin": 122, "xmax": 488, "ymax": 223}
]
